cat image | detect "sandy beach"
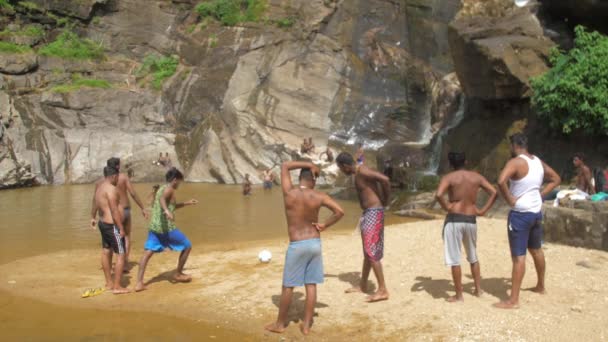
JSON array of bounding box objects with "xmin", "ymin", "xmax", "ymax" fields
[{"xmin": 1, "ymin": 218, "xmax": 608, "ymax": 341}]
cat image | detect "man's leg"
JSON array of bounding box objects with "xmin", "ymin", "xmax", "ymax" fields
[
  {"xmin": 345, "ymin": 258, "xmax": 371, "ymax": 293},
  {"xmin": 265, "ymin": 287, "xmax": 294, "ymax": 333},
  {"xmin": 447, "ymin": 265, "xmax": 463, "ymax": 302},
  {"xmin": 101, "ymin": 248, "xmax": 113, "ymax": 290},
  {"xmin": 301, "ymin": 284, "xmax": 316, "ymax": 335},
  {"xmin": 174, "ymin": 247, "xmax": 192, "ymax": 282},
  {"xmin": 113, "ymin": 252, "xmax": 130, "ymax": 294},
  {"xmin": 470, "ymin": 262, "xmax": 482, "ymax": 297},
  {"xmin": 135, "ymin": 250, "xmax": 154, "ymax": 292},
  {"xmin": 528, "ymin": 248, "xmax": 546, "ymax": 294},
  {"xmin": 366, "ymin": 260, "xmax": 389, "ymax": 302},
  {"xmin": 494, "ymin": 255, "xmax": 525, "ymax": 309},
  {"xmin": 124, "ymin": 215, "xmax": 132, "ymax": 269}
]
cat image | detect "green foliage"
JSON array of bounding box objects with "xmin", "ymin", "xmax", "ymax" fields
[
  {"xmin": 51, "ymin": 77, "xmax": 112, "ymax": 93},
  {"xmin": 0, "ymin": 0, "xmax": 14, "ymax": 12},
  {"xmin": 195, "ymin": 0, "xmax": 266, "ymax": 26},
  {"xmin": 418, "ymin": 174, "xmax": 440, "ymax": 192},
  {"xmin": 21, "ymin": 25, "xmax": 44, "ymax": 38},
  {"xmin": 275, "ymin": 17, "xmax": 294, "ymax": 28},
  {"xmin": 137, "ymin": 55, "xmax": 179, "ymax": 90},
  {"xmin": 531, "ymin": 26, "xmax": 608, "ymax": 136},
  {"xmin": 0, "ymin": 41, "xmax": 32, "ymax": 53},
  {"xmin": 17, "ymin": 1, "xmax": 41, "ymax": 12},
  {"xmin": 92, "ymin": 16, "xmax": 101, "ymax": 25},
  {"xmin": 39, "ymin": 30, "xmax": 104, "ymax": 60}
]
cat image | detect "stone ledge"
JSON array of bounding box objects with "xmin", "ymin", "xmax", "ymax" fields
[{"xmin": 543, "ymin": 202, "xmax": 608, "ymax": 251}]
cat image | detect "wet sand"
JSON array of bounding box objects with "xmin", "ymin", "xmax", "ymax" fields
[{"xmin": 2, "ymin": 218, "xmax": 608, "ymax": 341}]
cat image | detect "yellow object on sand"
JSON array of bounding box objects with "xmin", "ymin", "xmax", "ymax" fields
[{"xmin": 81, "ymin": 287, "xmax": 105, "ymax": 298}]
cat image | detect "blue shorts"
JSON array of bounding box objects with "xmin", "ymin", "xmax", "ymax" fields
[
  {"xmin": 282, "ymin": 238, "xmax": 323, "ymax": 287},
  {"xmin": 144, "ymin": 229, "xmax": 192, "ymax": 253},
  {"xmin": 508, "ymin": 211, "xmax": 543, "ymax": 257}
]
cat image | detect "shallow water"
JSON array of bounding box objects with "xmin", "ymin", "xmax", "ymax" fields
[{"xmin": 0, "ymin": 183, "xmax": 411, "ymax": 340}]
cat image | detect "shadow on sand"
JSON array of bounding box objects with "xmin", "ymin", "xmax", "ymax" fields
[
  {"xmin": 325, "ymin": 272, "xmax": 377, "ymax": 293},
  {"xmin": 271, "ymin": 292, "xmax": 329, "ymax": 324},
  {"xmin": 411, "ymin": 276, "xmax": 511, "ymax": 301}
]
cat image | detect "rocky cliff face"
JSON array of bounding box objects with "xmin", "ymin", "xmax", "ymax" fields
[{"xmin": 0, "ymin": 0, "xmax": 463, "ymax": 187}]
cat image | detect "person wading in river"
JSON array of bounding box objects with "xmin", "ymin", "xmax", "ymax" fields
[
  {"xmin": 494, "ymin": 133, "xmax": 561, "ymax": 309},
  {"xmin": 92, "ymin": 166, "xmax": 130, "ymax": 294},
  {"xmin": 134, "ymin": 168, "xmax": 198, "ymax": 292},
  {"xmin": 91, "ymin": 158, "xmax": 148, "ymax": 269},
  {"xmin": 265, "ymin": 161, "xmax": 344, "ymax": 336},
  {"xmin": 435, "ymin": 152, "xmax": 498, "ymax": 303},
  {"xmin": 336, "ymin": 152, "xmax": 391, "ymax": 302}
]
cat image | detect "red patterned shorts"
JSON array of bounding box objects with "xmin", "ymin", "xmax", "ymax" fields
[{"xmin": 360, "ymin": 207, "xmax": 385, "ymax": 262}]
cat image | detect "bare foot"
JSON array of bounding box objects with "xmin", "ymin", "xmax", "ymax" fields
[
  {"xmin": 345, "ymin": 286, "xmax": 365, "ymax": 294},
  {"xmin": 473, "ymin": 289, "xmax": 484, "ymax": 297},
  {"xmin": 134, "ymin": 283, "xmax": 148, "ymax": 292},
  {"xmin": 529, "ymin": 286, "xmax": 546, "ymax": 294},
  {"xmin": 300, "ymin": 322, "xmax": 312, "ymax": 335},
  {"xmin": 173, "ymin": 273, "xmax": 192, "ymax": 283},
  {"xmin": 447, "ymin": 295, "xmax": 464, "ymax": 303},
  {"xmin": 493, "ymin": 300, "xmax": 519, "ymax": 309},
  {"xmin": 366, "ymin": 291, "xmax": 389, "ymax": 303},
  {"xmin": 105, "ymin": 283, "xmax": 114, "ymax": 291},
  {"xmin": 113, "ymin": 287, "xmax": 131, "ymax": 295},
  {"xmin": 264, "ymin": 322, "xmax": 286, "ymax": 334}
]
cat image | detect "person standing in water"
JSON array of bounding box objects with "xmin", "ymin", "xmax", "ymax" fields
[
  {"xmin": 336, "ymin": 152, "xmax": 390, "ymax": 302},
  {"xmin": 494, "ymin": 133, "xmax": 561, "ymax": 309},
  {"xmin": 243, "ymin": 174, "xmax": 252, "ymax": 195},
  {"xmin": 265, "ymin": 161, "xmax": 344, "ymax": 335},
  {"xmin": 435, "ymin": 152, "xmax": 498, "ymax": 303},
  {"xmin": 91, "ymin": 158, "xmax": 148, "ymax": 269},
  {"xmin": 135, "ymin": 168, "xmax": 198, "ymax": 292},
  {"xmin": 262, "ymin": 169, "xmax": 275, "ymax": 190},
  {"xmin": 92, "ymin": 166, "xmax": 130, "ymax": 294}
]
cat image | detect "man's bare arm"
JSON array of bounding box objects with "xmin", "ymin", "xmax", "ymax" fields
[
  {"xmin": 583, "ymin": 167, "xmax": 595, "ymax": 195},
  {"xmin": 125, "ymin": 176, "xmax": 147, "ymax": 213},
  {"xmin": 541, "ymin": 161, "xmax": 561, "ymax": 198},
  {"xmin": 497, "ymin": 160, "xmax": 519, "ymax": 207},
  {"xmin": 160, "ymin": 186, "xmax": 175, "ymax": 220},
  {"xmin": 90, "ymin": 181, "xmax": 100, "ymax": 229},
  {"xmin": 108, "ymin": 189, "xmax": 124, "ymax": 234},
  {"xmin": 314, "ymin": 194, "xmax": 345, "ymax": 232},
  {"xmin": 477, "ymin": 176, "xmax": 498, "ymax": 216},
  {"xmin": 359, "ymin": 166, "xmax": 391, "ymax": 206},
  {"xmin": 435, "ymin": 176, "xmax": 452, "ymax": 212},
  {"xmin": 280, "ymin": 161, "xmax": 320, "ymax": 194}
]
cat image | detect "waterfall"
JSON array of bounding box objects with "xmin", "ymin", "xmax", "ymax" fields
[{"xmin": 426, "ymin": 97, "xmax": 466, "ymax": 174}]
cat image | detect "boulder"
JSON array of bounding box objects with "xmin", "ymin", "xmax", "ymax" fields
[
  {"xmin": 448, "ymin": 9, "xmax": 555, "ymax": 100},
  {"xmin": 543, "ymin": 203, "xmax": 608, "ymax": 251},
  {"xmin": 0, "ymin": 52, "xmax": 38, "ymax": 75},
  {"xmin": 430, "ymin": 72, "xmax": 462, "ymax": 133}
]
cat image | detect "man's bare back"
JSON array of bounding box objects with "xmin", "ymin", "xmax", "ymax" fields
[
  {"xmin": 116, "ymin": 174, "xmax": 131, "ymax": 209},
  {"xmin": 355, "ymin": 165, "xmax": 389, "ymax": 210},
  {"xmin": 284, "ymin": 187, "xmax": 324, "ymax": 242},
  {"xmin": 95, "ymin": 182, "xmax": 121, "ymax": 225},
  {"xmin": 438, "ymin": 170, "xmax": 495, "ymax": 216},
  {"xmin": 576, "ymin": 165, "xmax": 594, "ymax": 194}
]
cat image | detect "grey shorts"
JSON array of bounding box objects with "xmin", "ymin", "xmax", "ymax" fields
[
  {"xmin": 282, "ymin": 238, "xmax": 323, "ymax": 287},
  {"xmin": 443, "ymin": 214, "xmax": 478, "ymax": 266}
]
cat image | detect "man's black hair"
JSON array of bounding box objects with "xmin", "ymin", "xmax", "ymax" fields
[
  {"xmin": 299, "ymin": 168, "xmax": 314, "ymax": 181},
  {"xmin": 573, "ymin": 152, "xmax": 585, "ymax": 162},
  {"xmin": 107, "ymin": 157, "xmax": 120, "ymax": 170},
  {"xmin": 166, "ymin": 167, "xmax": 184, "ymax": 182},
  {"xmin": 104, "ymin": 165, "xmax": 119, "ymax": 177},
  {"xmin": 336, "ymin": 152, "xmax": 355, "ymax": 166},
  {"xmin": 448, "ymin": 152, "xmax": 466, "ymax": 170},
  {"xmin": 509, "ymin": 133, "xmax": 528, "ymax": 149}
]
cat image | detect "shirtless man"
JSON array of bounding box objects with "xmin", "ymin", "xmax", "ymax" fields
[
  {"xmin": 494, "ymin": 133, "xmax": 561, "ymax": 309},
  {"xmin": 336, "ymin": 152, "xmax": 391, "ymax": 302},
  {"xmin": 262, "ymin": 169, "xmax": 275, "ymax": 190},
  {"xmin": 573, "ymin": 153, "xmax": 595, "ymax": 195},
  {"xmin": 265, "ymin": 161, "xmax": 344, "ymax": 335},
  {"xmin": 243, "ymin": 174, "xmax": 252, "ymax": 195},
  {"xmin": 435, "ymin": 152, "xmax": 498, "ymax": 302},
  {"xmin": 135, "ymin": 168, "xmax": 198, "ymax": 292},
  {"xmin": 320, "ymin": 147, "xmax": 334, "ymax": 163},
  {"xmin": 91, "ymin": 166, "xmax": 130, "ymax": 294},
  {"xmin": 90, "ymin": 158, "xmax": 148, "ymax": 267}
]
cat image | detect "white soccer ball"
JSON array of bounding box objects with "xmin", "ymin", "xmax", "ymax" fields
[{"xmin": 258, "ymin": 250, "xmax": 272, "ymax": 263}]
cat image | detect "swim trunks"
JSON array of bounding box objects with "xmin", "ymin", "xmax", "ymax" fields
[
  {"xmin": 360, "ymin": 207, "xmax": 384, "ymax": 262},
  {"xmin": 263, "ymin": 181, "xmax": 273, "ymax": 189},
  {"xmin": 508, "ymin": 210, "xmax": 543, "ymax": 257},
  {"xmin": 123, "ymin": 207, "xmax": 131, "ymax": 223},
  {"xmin": 443, "ymin": 214, "xmax": 478, "ymax": 266},
  {"xmin": 98, "ymin": 221, "xmax": 126, "ymax": 254},
  {"xmin": 144, "ymin": 229, "xmax": 192, "ymax": 252},
  {"xmin": 282, "ymin": 238, "xmax": 323, "ymax": 287}
]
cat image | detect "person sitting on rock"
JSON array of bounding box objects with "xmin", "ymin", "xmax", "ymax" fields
[
  {"xmin": 165, "ymin": 152, "xmax": 172, "ymax": 168},
  {"xmin": 307, "ymin": 137, "xmax": 315, "ymax": 154},
  {"xmin": 319, "ymin": 147, "xmax": 334, "ymax": 163},
  {"xmin": 573, "ymin": 153, "xmax": 595, "ymax": 195}
]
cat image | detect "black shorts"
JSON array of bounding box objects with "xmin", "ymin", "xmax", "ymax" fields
[{"xmin": 98, "ymin": 221, "xmax": 126, "ymax": 254}]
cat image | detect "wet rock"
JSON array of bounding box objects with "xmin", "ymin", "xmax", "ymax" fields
[
  {"xmin": 394, "ymin": 209, "xmax": 437, "ymax": 220},
  {"xmin": 448, "ymin": 9, "xmax": 555, "ymax": 100},
  {"xmin": 0, "ymin": 52, "xmax": 38, "ymax": 75},
  {"xmin": 431, "ymin": 72, "xmax": 462, "ymax": 133},
  {"xmin": 20, "ymin": 0, "xmax": 109, "ymax": 20}
]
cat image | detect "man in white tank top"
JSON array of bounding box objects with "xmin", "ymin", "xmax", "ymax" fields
[{"xmin": 494, "ymin": 133, "xmax": 561, "ymax": 309}]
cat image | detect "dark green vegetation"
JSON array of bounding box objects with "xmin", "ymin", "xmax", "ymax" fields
[
  {"xmin": 531, "ymin": 26, "xmax": 608, "ymax": 136},
  {"xmin": 51, "ymin": 77, "xmax": 112, "ymax": 93},
  {"xmin": 195, "ymin": 0, "xmax": 266, "ymax": 26},
  {"xmin": 137, "ymin": 55, "xmax": 179, "ymax": 90},
  {"xmin": 0, "ymin": 41, "xmax": 31, "ymax": 53},
  {"xmin": 39, "ymin": 30, "xmax": 104, "ymax": 60}
]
